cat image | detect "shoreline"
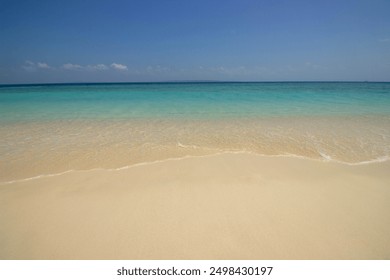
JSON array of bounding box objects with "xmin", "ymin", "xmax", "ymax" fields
[
  {"xmin": 2, "ymin": 151, "xmax": 390, "ymax": 185},
  {"xmin": 2, "ymin": 114, "xmax": 390, "ymax": 182},
  {"xmin": 1, "ymin": 152, "xmax": 389, "ymax": 259}
]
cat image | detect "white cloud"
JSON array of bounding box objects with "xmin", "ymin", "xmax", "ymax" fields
[
  {"xmin": 37, "ymin": 62, "xmax": 51, "ymax": 69},
  {"xmin": 111, "ymin": 63, "xmax": 128, "ymax": 71},
  {"xmin": 146, "ymin": 65, "xmax": 171, "ymax": 74},
  {"xmin": 22, "ymin": 61, "xmax": 36, "ymax": 72},
  {"xmin": 379, "ymin": 38, "xmax": 390, "ymax": 43},
  {"xmin": 210, "ymin": 65, "xmax": 248, "ymax": 75},
  {"xmin": 62, "ymin": 63, "xmax": 83, "ymax": 70},
  {"xmin": 87, "ymin": 64, "xmax": 109, "ymax": 71},
  {"xmin": 22, "ymin": 61, "xmax": 52, "ymax": 71},
  {"xmin": 22, "ymin": 61, "xmax": 130, "ymax": 72}
]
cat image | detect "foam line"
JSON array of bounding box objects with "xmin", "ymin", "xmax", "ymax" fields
[{"xmin": 1, "ymin": 151, "xmax": 389, "ymax": 185}]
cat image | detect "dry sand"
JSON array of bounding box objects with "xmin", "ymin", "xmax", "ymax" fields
[{"xmin": 0, "ymin": 153, "xmax": 389, "ymax": 259}]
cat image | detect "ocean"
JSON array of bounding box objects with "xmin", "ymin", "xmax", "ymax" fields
[{"xmin": 1, "ymin": 82, "xmax": 390, "ymax": 182}]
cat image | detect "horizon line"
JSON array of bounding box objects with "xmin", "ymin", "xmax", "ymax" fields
[{"xmin": 1, "ymin": 80, "xmax": 390, "ymax": 87}]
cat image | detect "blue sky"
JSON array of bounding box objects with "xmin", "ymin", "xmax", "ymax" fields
[{"xmin": 0, "ymin": 0, "xmax": 389, "ymax": 83}]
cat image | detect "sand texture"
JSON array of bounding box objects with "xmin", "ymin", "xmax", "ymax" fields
[{"xmin": 1, "ymin": 153, "xmax": 389, "ymax": 259}]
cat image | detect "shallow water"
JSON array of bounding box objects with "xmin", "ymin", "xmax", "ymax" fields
[{"xmin": 1, "ymin": 82, "xmax": 390, "ymax": 181}]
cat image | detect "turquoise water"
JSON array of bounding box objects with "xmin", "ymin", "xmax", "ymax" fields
[
  {"xmin": 1, "ymin": 82, "xmax": 390, "ymax": 122},
  {"xmin": 1, "ymin": 82, "xmax": 390, "ymax": 181}
]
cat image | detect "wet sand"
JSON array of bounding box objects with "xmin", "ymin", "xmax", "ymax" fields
[
  {"xmin": 1, "ymin": 153, "xmax": 389, "ymax": 259},
  {"xmin": 2, "ymin": 116, "xmax": 390, "ymax": 183}
]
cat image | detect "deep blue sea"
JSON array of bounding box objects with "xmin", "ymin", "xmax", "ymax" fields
[
  {"xmin": 1, "ymin": 82, "xmax": 390, "ymax": 122},
  {"xmin": 1, "ymin": 82, "xmax": 390, "ymax": 181}
]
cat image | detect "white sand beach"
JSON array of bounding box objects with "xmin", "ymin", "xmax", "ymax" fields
[{"xmin": 1, "ymin": 153, "xmax": 389, "ymax": 259}]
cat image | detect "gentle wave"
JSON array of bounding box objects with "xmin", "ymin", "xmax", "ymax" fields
[{"xmin": 1, "ymin": 151, "xmax": 389, "ymax": 186}]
